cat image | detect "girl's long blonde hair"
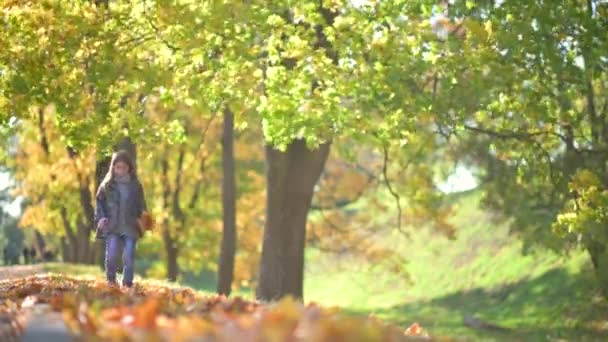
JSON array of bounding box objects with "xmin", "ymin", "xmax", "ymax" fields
[{"xmin": 96, "ymin": 150, "xmax": 137, "ymax": 197}]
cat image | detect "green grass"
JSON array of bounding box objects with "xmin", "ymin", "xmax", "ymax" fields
[
  {"xmin": 304, "ymin": 190, "xmax": 608, "ymax": 341},
  {"xmin": 43, "ymin": 263, "xmax": 104, "ymax": 278}
]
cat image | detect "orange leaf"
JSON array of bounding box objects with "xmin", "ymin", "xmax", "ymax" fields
[
  {"xmin": 102, "ymin": 306, "xmax": 129, "ymax": 321},
  {"xmin": 132, "ymin": 297, "xmax": 160, "ymax": 329},
  {"xmin": 78, "ymin": 302, "xmax": 98, "ymax": 334},
  {"xmin": 405, "ymin": 322, "xmax": 423, "ymax": 335}
]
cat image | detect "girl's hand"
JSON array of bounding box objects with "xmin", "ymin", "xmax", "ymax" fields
[
  {"xmin": 140, "ymin": 212, "xmax": 155, "ymax": 231},
  {"xmin": 97, "ymin": 218, "xmax": 109, "ymax": 232}
]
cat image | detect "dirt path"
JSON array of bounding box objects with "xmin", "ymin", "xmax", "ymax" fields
[
  {"xmin": 0, "ymin": 264, "xmax": 45, "ymax": 281},
  {"xmin": 0, "ymin": 264, "xmax": 72, "ymax": 341}
]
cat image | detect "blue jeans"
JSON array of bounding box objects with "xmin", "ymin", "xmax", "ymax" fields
[{"xmin": 105, "ymin": 234, "xmax": 136, "ymax": 286}]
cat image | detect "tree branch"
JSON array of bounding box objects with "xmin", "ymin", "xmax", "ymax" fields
[
  {"xmin": 464, "ymin": 123, "xmax": 608, "ymax": 155},
  {"xmin": 463, "ymin": 124, "xmax": 566, "ymax": 141},
  {"xmin": 37, "ymin": 108, "xmax": 50, "ymax": 156},
  {"xmin": 188, "ymin": 113, "xmax": 219, "ymax": 209},
  {"xmin": 382, "ymin": 144, "xmax": 406, "ymax": 236},
  {"xmin": 310, "ymin": 169, "xmax": 375, "ymax": 211},
  {"xmin": 142, "ymin": 0, "xmax": 180, "ymax": 53},
  {"xmin": 172, "ymin": 142, "xmax": 186, "ymax": 221},
  {"xmin": 66, "ymin": 147, "xmax": 95, "ymax": 230}
]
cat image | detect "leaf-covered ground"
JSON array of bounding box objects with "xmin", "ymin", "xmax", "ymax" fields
[{"xmin": 0, "ymin": 273, "xmax": 445, "ymax": 342}]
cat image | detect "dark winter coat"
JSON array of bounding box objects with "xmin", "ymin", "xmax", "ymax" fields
[{"xmin": 95, "ymin": 179, "xmax": 146, "ymax": 239}]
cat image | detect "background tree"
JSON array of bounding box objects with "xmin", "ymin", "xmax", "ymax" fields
[
  {"xmin": 1, "ymin": 186, "xmax": 24, "ymax": 265},
  {"xmin": 429, "ymin": 1, "xmax": 608, "ymax": 294}
]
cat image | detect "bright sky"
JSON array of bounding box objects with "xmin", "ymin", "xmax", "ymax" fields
[
  {"xmin": 0, "ymin": 171, "xmax": 21, "ymax": 217},
  {"xmin": 437, "ymin": 165, "xmax": 478, "ymax": 193}
]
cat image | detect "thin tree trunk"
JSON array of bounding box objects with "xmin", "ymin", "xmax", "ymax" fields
[
  {"xmin": 67, "ymin": 147, "xmax": 96, "ymax": 264},
  {"xmin": 34, "ymin": 108, "xmax": 54, "ymax": 260},
  {"xmin": 94, "ymin": 155, "xmax": 111, "ymax": 269},
  {"xmin": 75, "ymin": 219, "xmax": 91, "ymax": 263},
  {"xmin": 60, "ymin": 237, "xmax": 70, "ymax": 263},
  {"xmin": 163, "ymin": 223, "xmax": 179, "ymax": 282},
  {"xmin": 257, "ymin": 140, "xmax": 331, "ymax": 301},
  {"xmin": 161, "ymin": 148, "xmax": 179, "ymax": 281},
  {"xmin": 217, "ymin": 109, "xmax": 237, "ymax": 296},
  {"xmin": 88, "ymin": 241, "xmax": 97, "ymax": 264},
  {"xmin": 33, "ymin": 230, "xmax": 47, "ymax": 260},
  {"xmin": 60, "ymin": 208, "xmax": 77, "ymax": 263}
]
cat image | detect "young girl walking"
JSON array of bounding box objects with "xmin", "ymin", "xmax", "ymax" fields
[{"xmin": 95, "ymin": 150, "xmax": 148, "ymax": 287}]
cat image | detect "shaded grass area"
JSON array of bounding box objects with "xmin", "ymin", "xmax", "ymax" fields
[
  {"xmin": 372, "ymin": 267, "xmax": 608, "ymax": 341},
  {"xmin": 304, "ymin": 190, "xmax": 608, "ymax": 341}
]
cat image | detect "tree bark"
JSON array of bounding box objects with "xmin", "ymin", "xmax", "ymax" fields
[
  {"xmin": 587, "ymin": 240, "xmax": 608, "ymax": 298},
  {"xmin": 217, "ymin": 109, "xmax": 237, "ymax": 296},
  {"xmin": 257, "ymin": 140, "xmax": 331, "ymax": 301},
  {"xmin": 33, "ymin": 230, "xmax": 47, "ymax": 261},
  {"xmin": 161, "ymin": 148, "xmax": 179, "ymax": 281},
  {"xmin": 163, "ymin": 224, "xmax": 179, "ymax": 282},
  {"xmin": 60, "ymin": 237, "xmax": 70, "ymax": 264},
  {"xmin": 66, "ymin": 147, "xmax": 93, "ymax": 264},
  {"xmin": 60, "ymin": 207, "xmax": 77, "ymax": 263},
  {"xmin": 33, "ymin": 108, "xmax": 53, "ymax": 261},
  {"xmin": 94, "ymin": 154, "xmax": 111, "ymax": 269},
  {"xmin": 75, "ymin": 219, "xmax": 91, "ymax": 263}
]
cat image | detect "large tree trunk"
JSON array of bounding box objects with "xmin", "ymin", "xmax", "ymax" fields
[
  {"xmin": 256, "ymin": 140, "xmax": 331, "ymax": 301},
  {"xmin": 217, "ymin": 109, "xmax": 237, "ymax": 296},
  {"xmin": 581, "ymin": 0, "xmax": 608, "ymax": 299}
]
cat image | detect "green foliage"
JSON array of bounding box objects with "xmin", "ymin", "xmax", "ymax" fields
[
  {"xmin": 0, "ymin": 188, "xmax": 24, "ymax": 264},
  {"xmin": 432, "ymin": 1, "xmax": 608, "ymax": 254},
  {"xmin": 1, "ymin": 219, "xmax": 24, "ymax": 265},
  {"xmin": 554, "ymin": 169, "xmax": 608, "ymax": 243},
  {"xmin": 139, "ymin": 0, "xmax": 442, "ymax": 151},
  {"xmin": 0, "ymin": 0, "xmax": 180, "ymax": 150}
]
